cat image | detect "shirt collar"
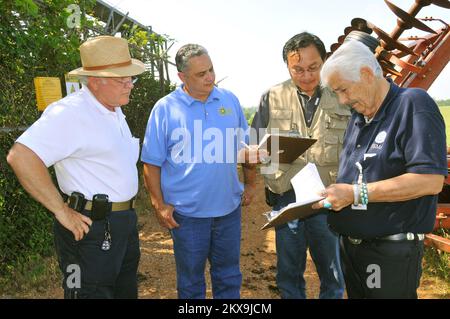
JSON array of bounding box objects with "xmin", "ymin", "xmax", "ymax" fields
[
  {"xmin": 176, "ymin": 85, "xmax": 220, "ymax": 107},
  {"xmin": 82, "ymin": 86, "xmax": 124, "ymax": 117},
  {"xmin": 295, "ymin": 83, "xmax": 322, "ymax": 100}
]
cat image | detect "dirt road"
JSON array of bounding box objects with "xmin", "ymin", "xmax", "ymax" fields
[{"xmin": 135, "ymin": 172, "xmax": 449, "ymax": 299}]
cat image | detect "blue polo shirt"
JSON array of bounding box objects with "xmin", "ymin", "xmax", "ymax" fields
[
  {"xmin": 141, "ymin": 86, "xmax": 248, "ymax": 217},
  {"xmin": 328, "ymin": 82, "xmax": 447, "ymax": 239}
]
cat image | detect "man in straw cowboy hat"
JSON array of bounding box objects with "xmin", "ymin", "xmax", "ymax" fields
[{"xmin": 7, "ymin": 35, "xmax": 146, "ymax": 298}]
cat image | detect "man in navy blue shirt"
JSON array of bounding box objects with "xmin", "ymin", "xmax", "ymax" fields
[
  {"xmin": 314, "ymin": 40, "xmax": 447, "ymax": 298},
  {"xmin": 141, "ymin": 44, "xmax": 256, "ymax": 299}
]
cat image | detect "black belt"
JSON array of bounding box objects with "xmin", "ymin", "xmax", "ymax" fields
[{"xmin": 346, "ymin": 232, "xmax": 425, "ymax": 245}]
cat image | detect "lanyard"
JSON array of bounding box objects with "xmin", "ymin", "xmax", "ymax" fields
[{"xmin": 355, "ymin": 161, "xmax": 364, "ymax": 184}]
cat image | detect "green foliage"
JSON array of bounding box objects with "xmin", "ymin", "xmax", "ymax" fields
[
  {"xmin": 436, "ymin": 99, "xmax": 450, "ymax": 107},
  {"xmin": 243, "ymin": 106, "xmax": 257, "ymax": 126},
  {"xmin": 124, "ymin": 74, "xmax": 175, "ymax": 142},
  {"xmin": 0, "ymin": 0, "xmax": 174, "ymax": 292},
  {"xmin": 0, "ymin": 131, "xmax": 55, "ymax": 283},
  {"xmin": 423, "ymin": 229, "xmax": 450, "ymax": 282},
  {"xmin": 0, "ymin": 0, "xmax": 96, "ymax": 127}
]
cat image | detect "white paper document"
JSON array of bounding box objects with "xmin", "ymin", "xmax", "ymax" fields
[
  {"xmin": 262, "ymin": 163, "xmax": 326, "ymax": 229},
  {"xmin": 290, "ymin": 162, "xmax": 326, "ymax": 204}
]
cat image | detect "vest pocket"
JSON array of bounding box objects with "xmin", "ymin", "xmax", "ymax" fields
[
  {"xmin": 270, "ymin": 109, "xmax": 292, "ymax": 131},
  {"xmin": 313, "ymin": 133, "xmax": 339, "ymax": 166},
  {"xmin": 325, "ymin": 113, "xmax": 350, "ymax": 130}
]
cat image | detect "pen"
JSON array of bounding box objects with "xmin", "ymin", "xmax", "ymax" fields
[
  {"xmin": 241, "ymin": 141, "xmax": 271, "ymax": 164},
  {"xmin": 240, "ymin": 141, "xmax": 251, "ymax": 150}
]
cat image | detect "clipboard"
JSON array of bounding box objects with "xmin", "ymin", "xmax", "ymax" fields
[
  {"xmin": 261, "ymin": 197, "xmax": 324, "ymax": 230},
  {"xmin": 258, "ymin": 134, "xmax": 317, "ymax": 164}
]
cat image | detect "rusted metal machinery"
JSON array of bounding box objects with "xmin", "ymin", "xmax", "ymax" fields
[{"xmin": 329, "ymin": 0, "xmax": 450, "ymax": 252}]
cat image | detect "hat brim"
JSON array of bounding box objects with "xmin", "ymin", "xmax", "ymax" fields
[{"xmin": 68, "ymin": 58, "xmax": 146, "ymax": 77}]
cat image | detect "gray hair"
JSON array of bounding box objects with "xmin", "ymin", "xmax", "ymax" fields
[
  {"xmin": 175, "ymin": 44, "xmax": 209, "ymax": 72},
  {"xmin": 78, "ymin": 75, "xmax": 88, "ymax": 86},
  {"xmin": 320, "ymin": 40, "xmax": 383, "ymax": 86}
]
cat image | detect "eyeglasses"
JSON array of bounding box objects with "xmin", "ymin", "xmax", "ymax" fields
[
  {"xmin": 110, "ymin": 77, "xmax": 138, "ymax": 87},
  {"xmin": 289, "ymin": 64, "xmax": 322, "ymax": 76}
]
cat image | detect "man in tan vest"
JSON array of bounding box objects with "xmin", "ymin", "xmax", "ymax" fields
[{"xmin": 251, "ymin": 32, "xmax": 349, "ymax": 299}]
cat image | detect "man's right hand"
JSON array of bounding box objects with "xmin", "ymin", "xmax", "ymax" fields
[
  {"xmin": 55, "ymin": 205, "xmax": 93, "ymax": 241},
  {"xmin": 238, "ymin": 146, "xmax": 270, "ymax": 164},
  {"xmin": 155, "ymin": 203, "xmax": 179, "ymax": 229}
]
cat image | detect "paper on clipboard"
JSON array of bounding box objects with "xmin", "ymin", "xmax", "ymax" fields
[{"xmin": 261, "ymin": 163, "xmax": 325, "ymax": 230}]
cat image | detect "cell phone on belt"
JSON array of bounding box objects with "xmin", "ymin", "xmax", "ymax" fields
[{"xmin": 91, "ymin": 194, "xmax": 112, "ymax": 221}]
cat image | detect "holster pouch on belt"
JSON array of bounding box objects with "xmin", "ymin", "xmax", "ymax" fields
[
  {"xmin": 91, "ymin": 194, "xmax": 112, "ymax": 221},
  {"xmin": 265, "ymin": 187, "xmax": 277, "ymax": 207},
  {"xmin": 68, "ymin": 192, "xmax": 87, "ymax": 213}
]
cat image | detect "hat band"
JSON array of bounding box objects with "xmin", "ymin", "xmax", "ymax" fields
[{"xmin": 83, "ymin": 60, "xmax": 132, "ymax": 71}]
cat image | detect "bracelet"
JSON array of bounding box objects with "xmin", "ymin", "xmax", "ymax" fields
[
  {"xmin": 360, "ymin": 182, "xmax": 369, "ymax": 205},
  {"xmin": 353, "ymin": 183, "xmax": 360, "ymax": 205}
]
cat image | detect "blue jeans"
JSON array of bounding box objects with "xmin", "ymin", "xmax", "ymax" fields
[
  {"xmin": 274, "ymin": 190, "xmax": 344, "ymax": 299},
  {"xmin": 170, "ymin": 205, "xmax": 242, "ymax": 299}
]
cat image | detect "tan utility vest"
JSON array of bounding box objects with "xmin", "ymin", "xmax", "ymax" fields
[{"xmin": 264, "ymin": 79, "xmax": 351, "ymax": 194}]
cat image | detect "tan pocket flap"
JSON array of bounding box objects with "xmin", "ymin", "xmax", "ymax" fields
[
  {"xmin": 271, "ymin": 109, "xmax": 292, "ymax": 119},
  {"xmin": 324, "ymin": 134, "xmax": 339, "ymax": 144},
  {"xmin": 334, "ymin": 107, "xmax": 352, "ymax": 116}
]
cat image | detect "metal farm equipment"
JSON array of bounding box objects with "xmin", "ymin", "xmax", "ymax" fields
[{"xmin": 329, "ymin": 0, "xmax": 450, "ymax": 252}]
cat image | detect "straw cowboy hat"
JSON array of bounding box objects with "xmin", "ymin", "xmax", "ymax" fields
[{"xmin": 69, "ymin": 36, "xmax": 146, "ymax": 77}]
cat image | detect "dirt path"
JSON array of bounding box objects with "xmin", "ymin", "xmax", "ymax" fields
[
  {"xmin": 135, "ymin": 172, "xmax": 449, "ymax": 299},
  {"xmin": 11, "ymin": 172, "xmax": 448, "ymax": 299}
]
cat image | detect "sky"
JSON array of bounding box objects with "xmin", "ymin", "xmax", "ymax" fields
[{"xmin": 105, "ymin": 0, "xmax": 450, "ymax": 107}]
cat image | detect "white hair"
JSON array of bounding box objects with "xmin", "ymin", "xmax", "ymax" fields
[
  {"xmin": 321, "ymin": 40, "xmax": 383, "ymax": 86},
  {"xmin": 78, "ymin": 75, "xmax": 88, "ymax": 86},
  {"xmin": 79, "ymin": 75, "xmax": 108, "ymax": 87}
]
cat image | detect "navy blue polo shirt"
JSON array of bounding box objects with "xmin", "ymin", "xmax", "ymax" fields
[{"xmin": 328, "ymin": 82, "xmax": 447, "ymax": 239}]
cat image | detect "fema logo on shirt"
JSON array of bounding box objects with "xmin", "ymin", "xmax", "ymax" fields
[{"xmin": 370, "ymin": 131, "xmax": 387, "ymax": 150}]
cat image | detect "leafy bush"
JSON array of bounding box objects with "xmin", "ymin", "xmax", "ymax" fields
[{"xmin": 0, "ymin": 0, "xmax": 174, "ymax": 292}]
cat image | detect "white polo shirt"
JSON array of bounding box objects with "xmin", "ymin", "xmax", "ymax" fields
[{"xmin": 17, "ymin": 86, "xmax": 139, "ymax": 202}]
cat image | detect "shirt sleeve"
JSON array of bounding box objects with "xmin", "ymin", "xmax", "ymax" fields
[
  {"xmin": 140, "ymin": 102, "xmax": 168, "ymax": 167},
  {"xmin": 403, "ymin": 93, "xmax": 447, "ymax": 176},
  {"xmin": 16, "ymin": 103, "xmax": 81, "ymax": 167}
]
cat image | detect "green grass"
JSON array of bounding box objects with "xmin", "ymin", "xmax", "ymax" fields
[{"xmin": 439, "ymin": 106, "xmax": 450, "ymax": 141}]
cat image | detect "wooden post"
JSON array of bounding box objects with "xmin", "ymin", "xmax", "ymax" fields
[
  {"xmin": 164, "ymin": 40, "xmax": 170, "ymax": 83},
  {"xmin": 159, "ymin": 59, "xmax": 165, "ymax": 95},
  {"xmin": 150, "ymin": 39, "xmax": 155, "ymax": 77}
]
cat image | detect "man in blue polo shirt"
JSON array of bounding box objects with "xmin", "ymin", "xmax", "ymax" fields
[
  {"xmin": 141, "ymin": 44, "xmax": 256, "ymax": 299},
  {"xmin": 314, "ymin": 40, "xmax": 447, "ymax": 298}
]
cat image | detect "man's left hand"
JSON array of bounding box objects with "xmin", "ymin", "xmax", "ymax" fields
[{"xmin": 312, "ymin": 183, "xmax": 353, "ymax": 211}]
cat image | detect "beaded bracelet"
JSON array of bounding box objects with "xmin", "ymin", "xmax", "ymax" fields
[{"xmin": 360, "ymin": 182, "xmax": 369, "ymax": 205}]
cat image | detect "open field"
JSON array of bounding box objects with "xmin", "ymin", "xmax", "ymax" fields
[{"xmin": 438, "ymin": 106, "xmax": 450, "ymax": 141}]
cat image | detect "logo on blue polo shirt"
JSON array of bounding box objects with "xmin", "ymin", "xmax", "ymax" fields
[
  {"xmin": 218, "ymin": 106, "xmax": 232, "ymax": 116},
  {"xmin": 370, "ymin": 131, "xmax": 387, "ymax": 150},
  {"xmin": 375, "ymin": 131, "xmax": 387, "ymax": 144}
]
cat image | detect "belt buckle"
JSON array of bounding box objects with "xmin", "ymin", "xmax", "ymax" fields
[
  {"xmin": 348, "ymin": 237, "xmax": 362, "ymax": 245},
  {"xmin": 406, "ymin": 233, "xmax": 425, "ymax": 241}
]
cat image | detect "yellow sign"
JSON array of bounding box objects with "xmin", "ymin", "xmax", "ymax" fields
[{"xmin": 34, "ymin": 77, "xmax": 63, "ymax": 111}]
